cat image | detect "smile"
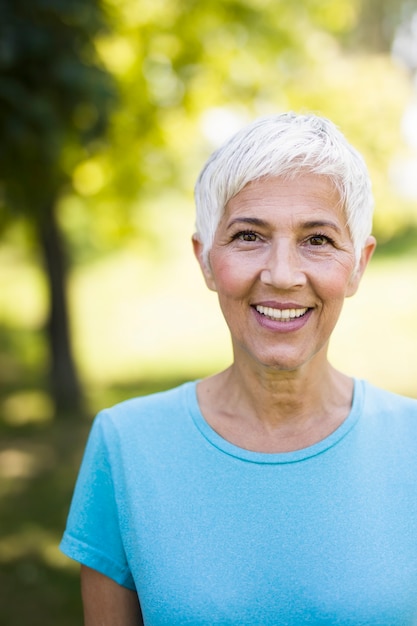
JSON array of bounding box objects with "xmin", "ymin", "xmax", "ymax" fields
[{"xmin": 255, "ymin": 305, "xmax": 309, "ymax": 321}]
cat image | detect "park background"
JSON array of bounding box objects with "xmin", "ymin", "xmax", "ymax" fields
[{"xmin": 1, "ymin": 0, "xmax": 417, "ymax": 623}]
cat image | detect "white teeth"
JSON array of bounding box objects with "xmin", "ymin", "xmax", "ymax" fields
[{"xmin": 255, "ymin": 305, "xmax": 308, "ymax": 321}]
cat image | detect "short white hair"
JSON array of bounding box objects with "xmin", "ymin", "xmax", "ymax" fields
[{"xmin": 194, "ymin": 112, "xmax": 374, "ymax": 265}]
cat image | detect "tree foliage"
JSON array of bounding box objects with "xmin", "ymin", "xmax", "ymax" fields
[
  {"xmin": 0, "ymin": 0, "xmax": 115, "ymax": 219},
  {"xmin": 76, "ymin": 0, "xmax": 417, "ymax": 247}
]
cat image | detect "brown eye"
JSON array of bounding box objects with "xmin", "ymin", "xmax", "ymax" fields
[
  {"xmin": 309, "ymin": 235, "xmax": 330, "ymax": 246},
  {"xmin": 236, "ymin": 231, "xmax": 258, "ymax": 242}
]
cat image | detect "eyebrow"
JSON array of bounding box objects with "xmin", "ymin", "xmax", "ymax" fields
[
  {"xmin": 226, "ymin": 217, "xmax": 269, "ymax": 229},
  {"xmin": 227, "ymin": 217, "xmax": 343, "ymax": 234},
  {"xmin": 302, "ymin": 220, "xmax": 343, "ymax": 234}
]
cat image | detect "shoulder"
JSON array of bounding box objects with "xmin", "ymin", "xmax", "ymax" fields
[
  {"xmin": 359, "ymin": 380, "xmax": 417, "ymax": 437},
  {"xmin": 356, "ymin": 380, "xmax": 417, "ymax": 466},
  {"xmin": 109, "ymin": 381, "xmax": 194, "ymax": 417},
  {"xmin": 361, "ymin": 380, "xmax": 417, "ymax": 415},
  {"xmin": 92, "ymin": 380, "xmax": 197, "ymax": 442}
]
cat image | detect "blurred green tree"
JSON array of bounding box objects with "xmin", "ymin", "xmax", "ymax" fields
[{"xmin": 0, "ymin": 0, "xmax": 116, "ymax": 414}]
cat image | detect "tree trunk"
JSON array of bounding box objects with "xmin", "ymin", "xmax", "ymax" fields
[{"xmin": 37, "ymin": 200, "xmax": 84, "ymax": 416}]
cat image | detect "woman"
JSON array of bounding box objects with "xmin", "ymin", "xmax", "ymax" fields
[{"xmin": 61, "ymin": 113, "xmax": 417, "ymax": 625}]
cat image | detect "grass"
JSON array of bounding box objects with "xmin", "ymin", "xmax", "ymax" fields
[
  {"xmin": 1, "ymin": 243, "xmax": 417, "ymax": 625},
  {"xmin": 0, "ymin": 417, "xmax": 87, "ymax": 625}
]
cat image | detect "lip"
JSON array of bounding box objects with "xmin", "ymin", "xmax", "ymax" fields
[{"xmin": 251, "ymin": 303, "xmax": 313, "ymax": 332}]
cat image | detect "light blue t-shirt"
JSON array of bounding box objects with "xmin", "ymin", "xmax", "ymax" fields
[{"xmin": 60, "ymin": 380, "xmax": 417, "ymax": 625}]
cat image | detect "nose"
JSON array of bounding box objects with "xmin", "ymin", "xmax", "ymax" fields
[{"xmin": 260, "ymin": 239, "xmax": 306, "ymax": 289}]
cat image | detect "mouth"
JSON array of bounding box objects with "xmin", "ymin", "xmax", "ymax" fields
[{"xmin": 255, "ymin": 305, "xmax": 310, "ymax": 322}]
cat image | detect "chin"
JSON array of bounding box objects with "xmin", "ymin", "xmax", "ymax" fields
[
  {"xmin": 254, "ymin": 354, "xmax": 308, "ymax": 372},
  {"xmin": 250, "ymin": 346, "xmax": 327, "ymax": 373}
]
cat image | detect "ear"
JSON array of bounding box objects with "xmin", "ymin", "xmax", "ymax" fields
[
  {"xmin": 346, "ymin": 235, "xmax": 377, "ymax": 297},
  {"xmin": 192, "ymin": 234, "xmax": 217, "ymax": 292}
]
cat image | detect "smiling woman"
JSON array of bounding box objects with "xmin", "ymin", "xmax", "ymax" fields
[{"xmin": 60, "ymin": 113, "xmax": 417, "ymax": 625}]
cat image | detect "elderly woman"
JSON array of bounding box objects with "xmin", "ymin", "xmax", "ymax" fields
[{"xmin": 61, "ymin": 113, "xmax": 417, "ymax": 625}]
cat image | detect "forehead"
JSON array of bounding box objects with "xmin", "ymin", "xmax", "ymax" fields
[{"xmin": 223, "ymin": 174, "xmax": 344, "ymax": 222}]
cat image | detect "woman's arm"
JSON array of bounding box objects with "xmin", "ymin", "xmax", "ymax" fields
[{"xmin": 81, "ymin": 565, "xmax": 144, "ymax": 626}]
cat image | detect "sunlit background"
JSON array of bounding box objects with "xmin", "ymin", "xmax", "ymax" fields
[{"xmin": 1, "ymin": 0, "xmax": 417, "ymax": 623}]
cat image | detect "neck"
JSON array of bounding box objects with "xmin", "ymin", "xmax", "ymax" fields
[
  {"xmin": 197, "ymin": 358, "xmax": 354, "ymax": 452},
  {"xmin": 230, "ymin": 359, "xmax": 348, "ymax": 419}
]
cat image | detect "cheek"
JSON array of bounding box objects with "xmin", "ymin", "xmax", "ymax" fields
[
  {"xmin": 321, "ymin": 266, "xmax": 355, "ymax": 302},
  {"xmin": 210, "ymin": 258, "xmax": 254, "ymax": 298}
]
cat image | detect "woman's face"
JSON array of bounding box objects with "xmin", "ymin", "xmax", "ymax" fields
[{"xmin": 194, "ymin": 174, "xmax": 375, "ymax": 372}]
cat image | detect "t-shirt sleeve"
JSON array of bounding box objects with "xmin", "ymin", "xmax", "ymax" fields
[{"xmin": 59, "ymin": 411, "xmax": 135, "ymax": 590}]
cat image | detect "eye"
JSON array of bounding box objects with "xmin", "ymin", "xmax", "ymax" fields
[
  {"xmin": 307, "ymin": 234, "xmax": 334, "ymax": 246},
  {"xmin": 233, "ymin": 230, "xmax": 260, "ymax": 242}
]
